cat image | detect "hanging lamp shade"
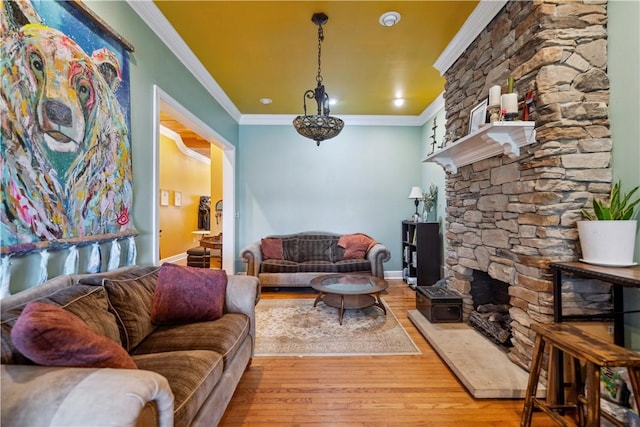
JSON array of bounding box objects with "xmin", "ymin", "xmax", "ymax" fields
[{"xmin": 292, "ymin": 13, "xmax": 344, "ymax": 146}]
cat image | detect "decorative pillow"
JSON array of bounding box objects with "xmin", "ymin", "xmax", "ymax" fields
[
  {"xmin": 151, "ymin": 263, "xmax": 227, "ymax": 325},
  {"xmin": 261, "ymin": 238, "xmax": 284, "ymax": 260},
  {"xmin": 80, "ymin": 266, "xmax": 160, "ymax": 351},
  {"xmin": 10, "ymin": 301, "xmax": 137, "ymax": 369},
  {"xmin": 338, "ymin": 233, "xmax": 377, "ymax": 260}
]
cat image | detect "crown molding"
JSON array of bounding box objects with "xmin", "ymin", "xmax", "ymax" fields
[
  {"xmin": 160, "ymin": 125, "xmax": 211, "ymax": 165},
  {"xmin": 127, "ymin": 1, "xmax": 242, "ymax": 122},
  {"xmin": 418, "ymin": 93, "xmax": 445, "ymax": 124},
  {"xmin": 434, "ymin": 0, "xmax": 508, "ymax": 75},
  {"xmin": 130, "ymin": 1, "xmax": 486, "ymax": 128}
]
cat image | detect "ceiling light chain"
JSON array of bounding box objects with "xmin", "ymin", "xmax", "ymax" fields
[
  {"xmin": 316, "ymin": 23, "xmax": 323, "ymax": 84},
  {"xmin": 293, "ymin": 12, "xmax": 344, "ymax": 146}
]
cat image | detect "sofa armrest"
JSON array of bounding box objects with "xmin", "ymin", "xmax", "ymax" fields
[
  {"xmin": 1, "ymin": 365, "xmax": 174, "ymax": 427},
  {"xmin": 367, "ymin": 243, "xmax": 391, "ymax": 279},
  {"xmin": 225, "ymin": 275, "xmax": 260, "ymax": 352},
  {"xmin": 240, "ymin": 242, "xmax": 262, "ymax": 276}
]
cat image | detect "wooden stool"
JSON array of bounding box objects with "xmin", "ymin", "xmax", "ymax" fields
[{"xmin": 521, "ymin": 323, "xmax": 640, "ymax": 427}]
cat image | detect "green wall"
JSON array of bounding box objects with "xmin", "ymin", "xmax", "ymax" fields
[
  {"xmin": 5, "ymin": 0, "xmax": 638, "ymax": 295},
  {"xmin": 238, "ymin": 124, "xmax": 423, "ymax": 272},
  {"xmin": 608, "ymin": 0, "xmax": 640, "ymax": 347},
  {"xmin": 421, "ymin": 107, "xmax": 448, "ymax": 267}
]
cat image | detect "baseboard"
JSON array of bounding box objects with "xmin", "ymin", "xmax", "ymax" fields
[
  {"xmin": 160, "ymin": 253, "xmax": 187, "ymax": 264},
  {"xmin": 385, "ymin": 270, "xmax": 403, "ymax": 279}
]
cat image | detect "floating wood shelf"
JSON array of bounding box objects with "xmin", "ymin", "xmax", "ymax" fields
[{"xmin": 423, "ymin": 121, "xmax": 536, "ymax": 173}]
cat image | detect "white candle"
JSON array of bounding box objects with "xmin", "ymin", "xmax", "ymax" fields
[
  {"xmin": 489, "ymin": 85, "xmax": 501, "ymax": 106},
  {"xmin": 501, "ymin": 93, "xmax": 518, "ymax": 113}
]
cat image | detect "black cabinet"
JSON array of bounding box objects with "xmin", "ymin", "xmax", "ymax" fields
[{"xmin": 402, "ymin": 221, "xmax": 441, "ymax": 287}]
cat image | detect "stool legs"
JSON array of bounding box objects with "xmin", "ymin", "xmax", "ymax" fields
[
  {"xmin": 582, "ymin": 362, "xmax": 599, "ymax": 427},
  {"xmin": 521, "ymin": 334, "xmax": 546, "ymax": 426}
]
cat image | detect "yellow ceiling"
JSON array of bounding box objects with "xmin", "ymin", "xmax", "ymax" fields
[{"xmin": 154, "ymin": 1, "xmax": 478, "ymax": 116}]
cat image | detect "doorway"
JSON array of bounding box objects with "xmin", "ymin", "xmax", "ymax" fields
[{"xmin": 153, "ymin": 86, "xmax": 236, "ymax": 272}]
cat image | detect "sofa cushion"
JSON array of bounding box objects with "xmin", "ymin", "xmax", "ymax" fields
[
  {"xmin": 1, "ymin": 285, "xmax": 121, "ymax": 364},
  {"xmin": 261, "ymin": 259, "xmax": 300, "ymax": 274},
  {"xmin": 261, "ymin": 238, "xmax": 283, "ymax": 260},
  {"xmin": 11, "ymin": 302, "xmax": 137, "ymax": 369},
  {"xmin": 132, "ymin": 313, "xmax": 249, "ymax": 366},
  {"xmin": 133, "ymin": 350, "xmax": 223, "ymax": 427},
  {"xmin": 334, "ymin": 259, "xmax": 373, "ymax": 274},
  {"xmin": 297, "ymin": 238, "xmax": 333, "ymax": 262},
  {"xmin": 338, "ymin": 233, "xmax": 376, "ymax": 260},
  {"xmin": 79, "ymin": 266, "xmax": 160, "ymax": 351},
  {"xmin": 297, "ymin": 261, "xmax": 337, "ymax": 273},
  {"xmin": 281, "ymin": 237, "xmax": 299, "ymax": 262},
  {"xmin": 151, "ymin": 263, "xmax": 227, "ymax": 325}
]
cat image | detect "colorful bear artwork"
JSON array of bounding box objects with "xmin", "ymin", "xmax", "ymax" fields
[{"xmin": 0, "ymin": 0, "xmax": 136, "ymax": 252}]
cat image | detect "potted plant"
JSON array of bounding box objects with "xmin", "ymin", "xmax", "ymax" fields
[{"xmin": 577, "ymin": 180, "xmax": 640, "ymax": 266}]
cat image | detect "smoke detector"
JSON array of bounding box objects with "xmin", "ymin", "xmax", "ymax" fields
[{"xmin": 379, "ymin": 11, "xmax": 401, "ymax": 27}]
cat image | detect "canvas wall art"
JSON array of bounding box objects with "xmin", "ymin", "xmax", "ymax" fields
[{"xmin": 0, "ymin": 0, "xmax": 136, "ymax": 255}]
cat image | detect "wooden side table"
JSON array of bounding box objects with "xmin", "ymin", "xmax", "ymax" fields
[
  {"xmin": 550, "ymin": 261, "xmax": 640, "ymax": 347},
  {"xmin": 548, "ymin": 262, "xmax": 640, "ymax": 411}
]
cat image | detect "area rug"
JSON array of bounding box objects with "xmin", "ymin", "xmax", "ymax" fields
[{"xmin": 255, "ymin": 298, "xmax": 421, "ymax": 356}]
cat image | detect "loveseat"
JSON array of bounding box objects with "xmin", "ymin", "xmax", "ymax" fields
[
  {"xmin": 1, "ymin": 264, "xmax": 260, "ymax": 427},
  {"xmin": 240, "ymin": 231, "xmax": 391, "ymax": 288}
]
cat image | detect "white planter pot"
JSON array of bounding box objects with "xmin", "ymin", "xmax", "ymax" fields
[{"xmin": 576, "ymin": 220, "xmax": 637, "ymax": 267}]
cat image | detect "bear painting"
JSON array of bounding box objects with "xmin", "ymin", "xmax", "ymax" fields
[{"xmin": 0, "ymin": 0, "xmax": 135, "ymax": 252}]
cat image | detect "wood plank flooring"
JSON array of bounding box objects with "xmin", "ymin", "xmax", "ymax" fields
[{"xmin": 219, "ymin": 279, "xmax": 557, "ymax": 426}]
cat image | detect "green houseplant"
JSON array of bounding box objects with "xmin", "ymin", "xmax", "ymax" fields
[
  {"xmin": 581, "ymin": 180, "xmax": 640, "ymax": 220},
  {"xmin": 577, "ymin": 180, "xmax": 640, "ymax": 266}
]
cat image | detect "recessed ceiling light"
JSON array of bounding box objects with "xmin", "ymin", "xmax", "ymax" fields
[
  {"xmin": 393, "ymin": 98, "xmax": 405, "ymax": 107},
  {"xmin": 379, "ymin": 11, "xmax": 401, "ymax": 27},
  {"xmin": 259, "ymin": 98, "xmax": 272, "ymax": 105}
]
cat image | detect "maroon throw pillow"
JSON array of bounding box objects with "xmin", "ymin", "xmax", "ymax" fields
[
  {"xmin": 10, "ymin": 301, "xmax": 137, "ymax": 369},
  {"xmin": 261, "ymin": 238, "xmax": 284, "ymax": 260},
  {"xmin": 338, "ymin": 233, "xmax": 377, "ymax": 260},
  {"xmin": 151, "ymin": 263, "xmax": 227, "ymax": 325}
]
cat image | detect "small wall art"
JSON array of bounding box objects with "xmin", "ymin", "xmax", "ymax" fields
[
  {"xmin": 174, "ymin": 191, "xmax": 182, "ymax": 207},
  {"xmin": 160, "ymin": 190, "xmax": 169, "ymax": 206}
]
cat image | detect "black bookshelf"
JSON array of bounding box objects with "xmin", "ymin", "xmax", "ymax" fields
[{"xmin": 401, "ymin": 221, "xmax": 441, "ymax": 287}]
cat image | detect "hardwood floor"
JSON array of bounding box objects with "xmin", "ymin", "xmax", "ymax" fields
[{"xmin": 220, "ymin": 279, "xmax": 557, "ymax": 426}]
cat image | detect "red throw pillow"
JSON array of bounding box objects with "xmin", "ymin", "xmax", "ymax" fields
[
  {"xmin": 10, "ymin": 301, "xmax": 137, "ymax": 369},
  {"xmin": 151, "ymin": 263, "xmax": 227, "ymax": 325},
  {"xmin": 261, "ymin": 238, "xmax": 284, "ymax": 260},
  {"xmin": 338, "ymin": 233, "xmax": 377, "ymax": 260}
]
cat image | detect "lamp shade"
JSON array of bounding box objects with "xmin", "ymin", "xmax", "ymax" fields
[{"xmin": 408, "ymin": 186, "xmax": 423, "ymax": 199}]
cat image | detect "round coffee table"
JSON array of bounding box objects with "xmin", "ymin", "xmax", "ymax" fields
[{"xmin": 310, "ymin": 274, "xmax": 388, "ymax": 325}]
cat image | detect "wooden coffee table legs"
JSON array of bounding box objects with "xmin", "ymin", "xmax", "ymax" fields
[{"xmin": 313, "ymin": 292, "xmax": 386, "ymax": 325}]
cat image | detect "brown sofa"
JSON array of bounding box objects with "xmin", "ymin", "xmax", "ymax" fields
[
  {"xmin": 240, "ymin": 231, "xmax": 391, "ymax": 288},
  {"xmin": 1, "ymin": 265, "xmax": 260, "ymax": 427}
]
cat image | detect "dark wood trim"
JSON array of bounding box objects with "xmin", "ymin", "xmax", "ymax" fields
[{"xmin": 68, "ymin": 0, "xmax": 135, "ymax": 52}]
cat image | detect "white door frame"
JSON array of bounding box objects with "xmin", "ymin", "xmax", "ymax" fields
[{"xmin": 152, "ymin": 86, "xmax": 236, "ymax": 273}]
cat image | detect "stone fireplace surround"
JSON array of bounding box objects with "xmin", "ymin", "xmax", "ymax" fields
[{"xmin": 439, "ymin": 0, "xmax": 612, "ymax": 370}]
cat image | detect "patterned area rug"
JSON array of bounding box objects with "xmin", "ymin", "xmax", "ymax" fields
[{"xmin": 255, "ymin": 298, "xmax": 421, "ymax": 356}]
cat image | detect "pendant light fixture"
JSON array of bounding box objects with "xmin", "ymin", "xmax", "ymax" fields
[{"xmin": 293, "ymin": 13, "xmax": 344, "ymax": 146}]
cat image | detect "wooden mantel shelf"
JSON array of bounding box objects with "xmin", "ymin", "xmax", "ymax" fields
[{"xmin": 423, "ymin": 121, "xmax": 536, "ymax": 173}]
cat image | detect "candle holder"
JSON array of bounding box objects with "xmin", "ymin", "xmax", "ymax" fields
[{"xmin": 488, "ymin": 105, "xmax": 500, "ymax": 123}]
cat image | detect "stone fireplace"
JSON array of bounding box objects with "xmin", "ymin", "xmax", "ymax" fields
[{"xmin": 439, "ymin": 0, "xmax": 613, "ymax": 370}]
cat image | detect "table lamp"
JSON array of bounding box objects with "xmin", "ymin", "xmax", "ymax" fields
[{"xmin": 408, "ymin": 186, "xmax": 423, "ymax": 220}]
